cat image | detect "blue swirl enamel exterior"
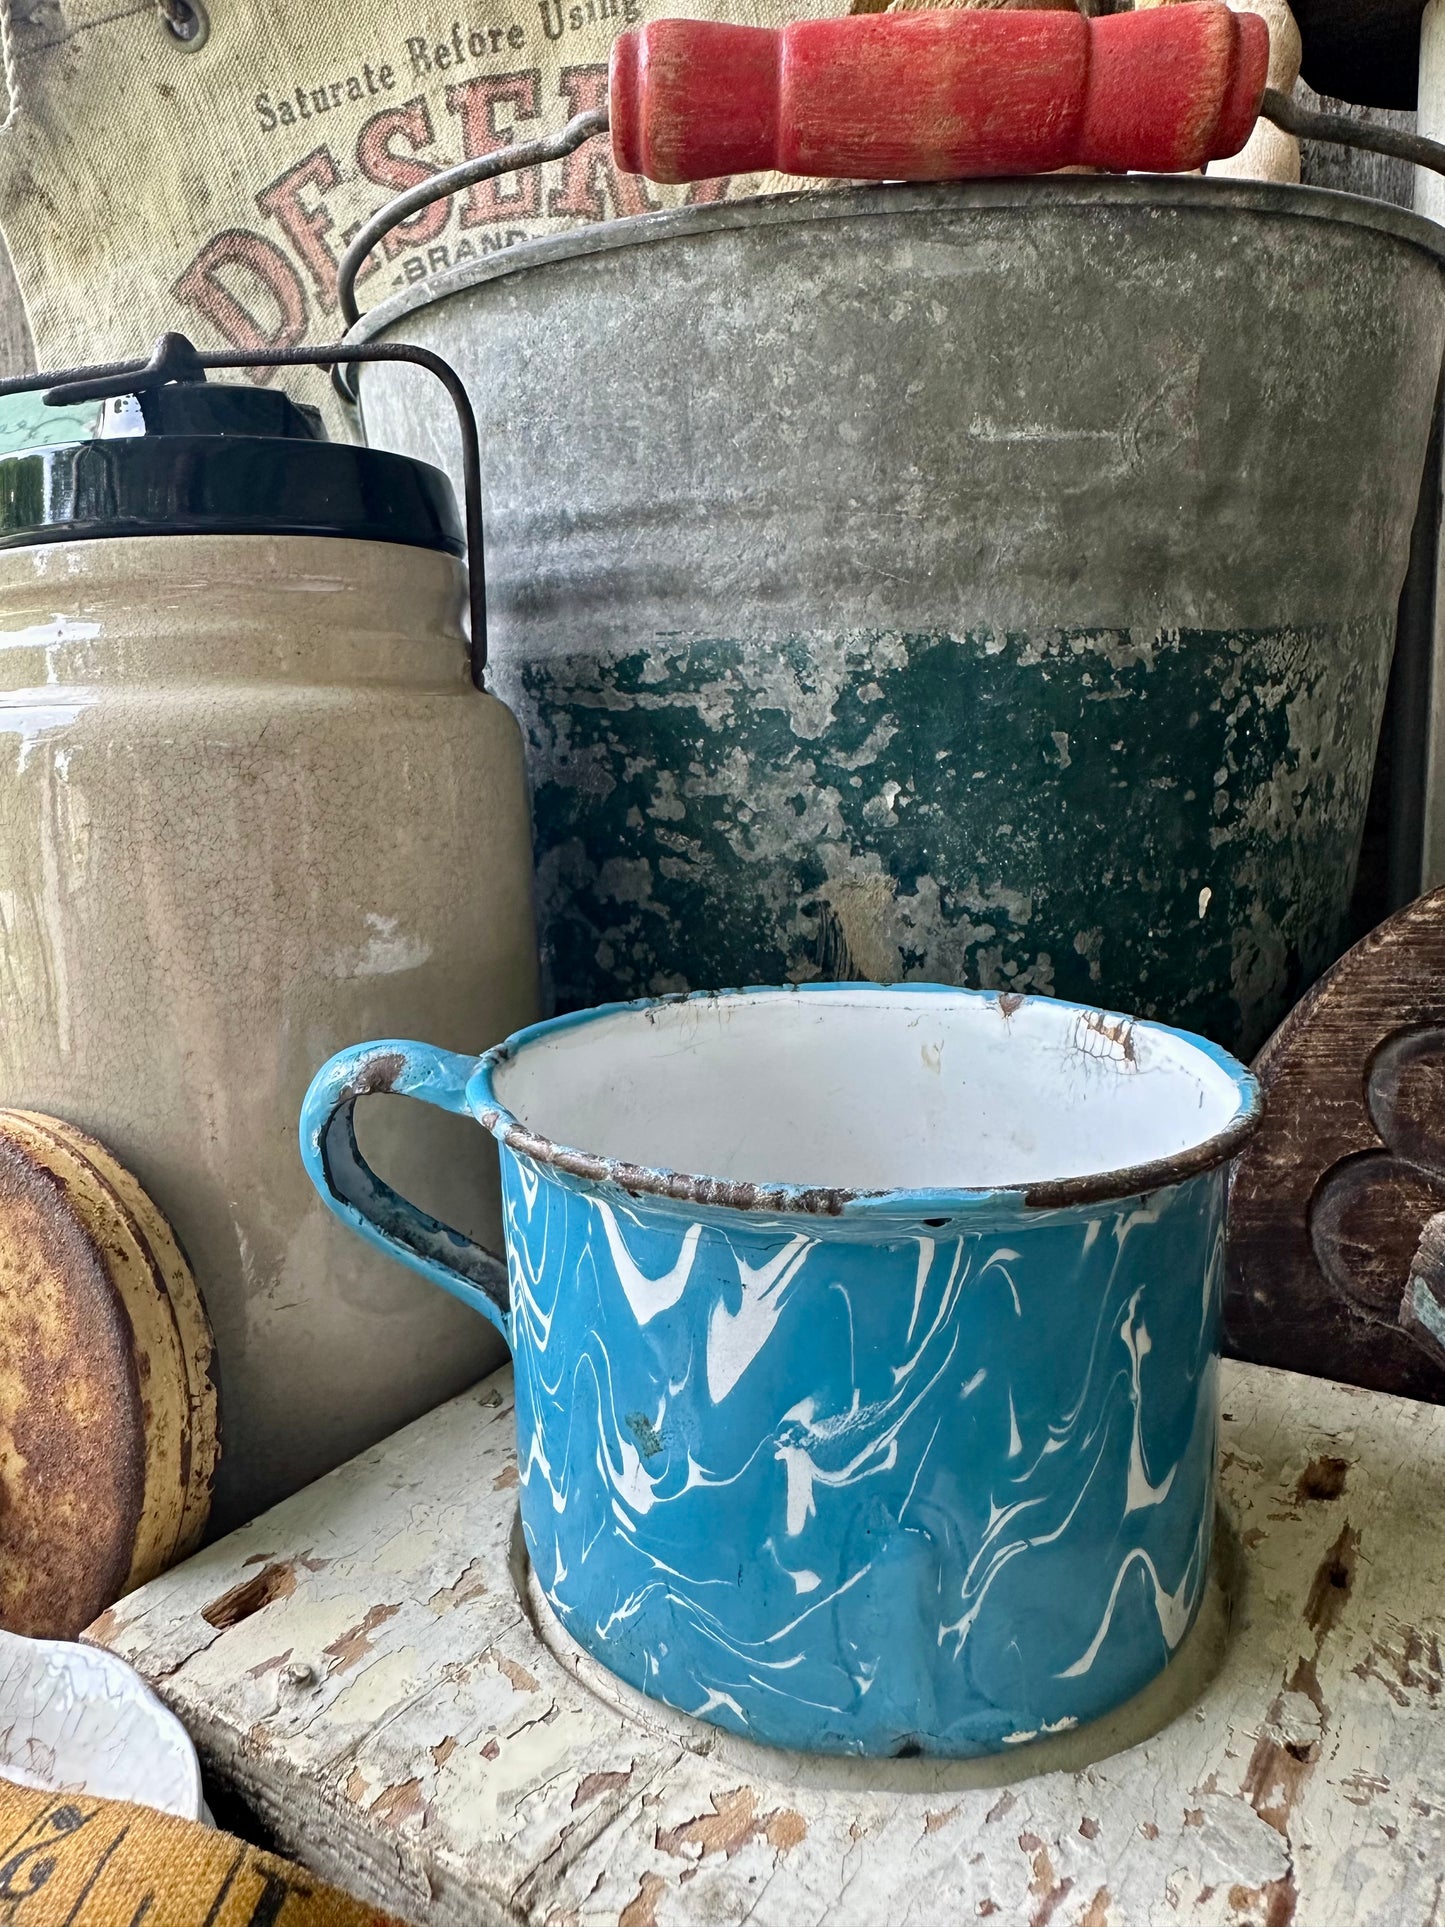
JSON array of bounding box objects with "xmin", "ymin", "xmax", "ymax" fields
[{"xmin": 299, "ymin": 983, "xmax": 1259, "ymax": 1759}]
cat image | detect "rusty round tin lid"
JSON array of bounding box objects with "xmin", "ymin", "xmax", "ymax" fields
[{"xmin": 0, "ymin": 1112, "xmax": 218, "ymax": 1639}]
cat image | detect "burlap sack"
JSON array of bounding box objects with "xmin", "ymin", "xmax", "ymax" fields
[
  {"xmin": 0, "ymin": 1780, "xmax": 404, "ymax": 1926},
  {"xmin": 0, "ymin": 0, "xmax": 845, "ymax": 386}
]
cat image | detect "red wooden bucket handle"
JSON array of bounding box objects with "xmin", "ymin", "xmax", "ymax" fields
[
  {"xmin": 335, "ymin": 5, "xmax": 1445, "ymax": 332},
  {"xmin": 610, "ymin": 6, "xmax": 1266, "ymax": 186}
]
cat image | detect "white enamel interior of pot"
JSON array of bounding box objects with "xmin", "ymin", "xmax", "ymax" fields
[{"xmin": 488, "ymin": 988, "xmax": 1248, "ymax": 1193}]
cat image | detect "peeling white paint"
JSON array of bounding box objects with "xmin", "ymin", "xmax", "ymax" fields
[{"xmin": 89, "ymin": 1356, "xmax": 1445, "ymax": 1927}]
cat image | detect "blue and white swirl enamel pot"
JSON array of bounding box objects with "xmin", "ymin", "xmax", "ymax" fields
[{"xmin": 300, "ymin": 984, "xmax": 1260, "ymax": 1758}]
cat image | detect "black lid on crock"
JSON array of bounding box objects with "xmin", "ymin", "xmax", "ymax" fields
[{"xmin": 0, "ymin": 361, "xmax": 463, "ymax": 555}]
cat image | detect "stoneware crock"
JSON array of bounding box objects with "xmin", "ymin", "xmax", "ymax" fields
[
  {"xmin": 0, "ymin": 372, "xmax": 539, "ymax": 1530},
  {"xmin": 300, "ymin": 983, "xmax": 1261, "ymax": 1759}
]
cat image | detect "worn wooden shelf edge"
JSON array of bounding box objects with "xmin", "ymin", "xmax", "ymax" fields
[{"xmin": 87, "ymin": 1359, "xmax": 1445, "ymax": 1927}]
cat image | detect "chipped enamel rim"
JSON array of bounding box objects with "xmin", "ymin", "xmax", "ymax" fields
[{"xmin": 470, "ymin": 982, "xmax": 1262, "ymax": 1219}]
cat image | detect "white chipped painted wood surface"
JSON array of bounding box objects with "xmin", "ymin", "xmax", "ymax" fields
[{"xmin": 87, "ymin": 1360, "xmax": 1445, "ymax": 1927}]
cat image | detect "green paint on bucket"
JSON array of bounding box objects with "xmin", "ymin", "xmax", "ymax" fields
[{"xmin": 520, "ymin": 621, "xmax": 1390, "ymax": 1054}]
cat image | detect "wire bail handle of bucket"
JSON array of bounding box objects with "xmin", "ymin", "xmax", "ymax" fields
[
  {"xmin": 0, "ymin": 332, "xmax": 495, "ymax": 689},
  {"xmin": 335, "ymin": 2, "xmax": 1445, "ymax": 347}
]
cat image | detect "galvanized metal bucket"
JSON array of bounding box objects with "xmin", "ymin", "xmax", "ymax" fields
[{"xmin": 350, "ymin": 177, "xmax": 1445, "ymax": 1053}]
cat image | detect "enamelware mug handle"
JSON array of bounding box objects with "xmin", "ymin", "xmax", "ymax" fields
[{"xmin": 298, "ymin": 1040, "xmax": 511, "ymax": 1342}]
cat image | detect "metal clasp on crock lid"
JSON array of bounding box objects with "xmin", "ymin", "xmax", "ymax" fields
[{"xmin": 44, "ymin": 331, "xmax": 209, "ymax": 406}]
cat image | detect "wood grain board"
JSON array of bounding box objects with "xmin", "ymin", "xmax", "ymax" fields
[
  {"xmin": 1227, "ymin": 886, "xmax": 1445, "ymax": 1403},
  {"xmin": 88, "ymin": 1359, "xmax": 1445, "ymax": 1927}
]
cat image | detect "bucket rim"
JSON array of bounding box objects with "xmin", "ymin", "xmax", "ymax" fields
[{"xmin": 347, "ymin": 174, "xmax": 1445, "ymax": 352}]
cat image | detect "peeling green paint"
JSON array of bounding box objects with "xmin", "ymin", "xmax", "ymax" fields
[{"xmin": 514, "ymin": 620, "xmax": 1392, "ymax": 1054}]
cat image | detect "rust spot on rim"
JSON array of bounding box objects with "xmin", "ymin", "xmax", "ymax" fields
[
  {"xmin": 486, "ymin": 1120, "xmax": 856, "ymax": 1216},
  {"xmin": 342, "ymin": 1050, "xmax": 407, "ymax": 1102},
  {"xmin": 1081, "ymin": 1009, "xmax": 1138, "ymax": 1065},
  {"xmin": 1022, "ymin": 1098, "xmax": 1264, "ymax": 1210}
]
